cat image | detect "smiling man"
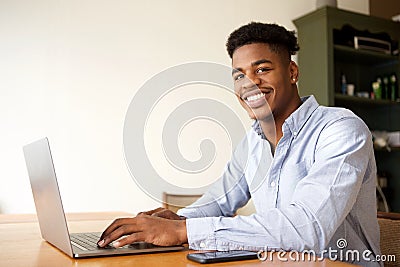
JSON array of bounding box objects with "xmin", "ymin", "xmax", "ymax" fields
[
  {"xmin": 230, "ymin": 40, "xmax": 301, "ymax": 151},
  {"xmin": 98, "ymin": 22, "xmax": 381, "ymax": 266}
]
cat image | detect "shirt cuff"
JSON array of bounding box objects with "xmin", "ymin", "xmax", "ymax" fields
[
  {"xmin": 177, "ymin": 207, "xmax": 204, "ymax": 218},
  {"xmin": 185, "ymin": 217, "xmax": 217, "ymax": 250}
]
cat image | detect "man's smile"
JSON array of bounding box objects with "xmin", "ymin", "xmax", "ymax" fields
[
  {"xmin": 241, "ymin": 88, "xmax": 272, "ymax": 108},
  {"xmin": 245, "ymin": 92, "xmax": 264, "ymax": 101}
]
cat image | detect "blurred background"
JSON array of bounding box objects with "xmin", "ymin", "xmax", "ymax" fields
[{"xmin": 0, "ymin": 0, "xmax": 370, "ymax": 214}]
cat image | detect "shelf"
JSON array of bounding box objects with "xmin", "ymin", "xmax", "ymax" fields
[
  {"xmin": 334, "ymin": 94, "xmax": 399, "ymax": 106},
  {"xmin": 375, "ymin": 147, "xmax": 400, "ymax": 152},
  {"xmin": 295, "ymin": 6, "xmax": 400, "ymax": 212},
  {"xmin": 334, "ymin": 45, "xmax": 399, "ymax": 65}
]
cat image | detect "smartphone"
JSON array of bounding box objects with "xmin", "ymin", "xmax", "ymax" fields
[{"xmin": 187, "ymin": 250, "xmax": 258, "ymax": 264}]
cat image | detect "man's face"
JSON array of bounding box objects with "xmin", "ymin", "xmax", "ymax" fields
[{"xmin": 231, "ymin": 42, "xmax": 298, "ymax": 121}]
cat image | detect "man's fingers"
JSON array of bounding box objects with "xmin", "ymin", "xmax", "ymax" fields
[
  {"xmin": 137, "ymin": 207, "xmax": 164, "ymax": 216},
  {"xmin": 98, "ymin": 217, "xmax": 137, "ymax": 246},
  {"xmin": 100, "ymin": 224, "xmax": 134, "ymax": 247},
  {"xmin": 100, "ymin": 218, "xmax": 132, "ymax": 239},
  {"xmin": 112, "ymin": 232, "xmax": 145, "ymax": 248}
]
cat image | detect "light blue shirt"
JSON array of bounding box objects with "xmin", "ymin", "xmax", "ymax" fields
[{"xmin": 178, "ymin": 95, "xmax": 381, "ymax": 266}]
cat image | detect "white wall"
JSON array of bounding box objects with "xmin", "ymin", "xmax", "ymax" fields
[{"xmin": 0, "ymin": 0, "xmax": 369, "ymax": 214}]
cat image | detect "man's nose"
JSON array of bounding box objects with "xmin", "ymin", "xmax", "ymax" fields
[{"xmin": 242, "ymin": 74, "xmax": 261, "ymax": 89}]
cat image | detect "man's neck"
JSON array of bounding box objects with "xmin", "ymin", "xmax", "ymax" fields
[
  {"xmin": 259, "ymin": 118, "xmax": 282, "ymax": 154},
  {"xmin": 259, "ymin": 95, "xmax": 302, "ymax": 150}
]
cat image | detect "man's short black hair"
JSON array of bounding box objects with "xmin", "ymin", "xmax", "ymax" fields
[{"xmin": 226, "ymin": 22, "xmax": 300, "ymax": 59}]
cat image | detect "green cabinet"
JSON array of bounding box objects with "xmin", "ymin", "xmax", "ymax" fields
[{"xmin": 294, "ymin": 7, "xmax": 400, "ymax": 212}]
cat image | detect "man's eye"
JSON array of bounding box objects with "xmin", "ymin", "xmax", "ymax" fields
[
  {"xmin": 256, "ymin": 68, "xmax": 269, "ymax": 74},
  {"xmin": 234, "ymin": 74, "xmax": 244, "ymax": 81}
]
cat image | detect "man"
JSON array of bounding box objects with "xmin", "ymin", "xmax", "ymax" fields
[{"xmin": 98, "ymin": 22, "xmax": 381, "ymax": 265}]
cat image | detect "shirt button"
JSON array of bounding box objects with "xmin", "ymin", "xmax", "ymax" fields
[
  {"xmin": 270, "ymin": 181, "xmax": 276, "ymax": 187},
  {"xmin": 293, "ymin": 131, "xmax": 298, "ymax": 136},
  {"xmin": 200, "ymin": 242, "xmax": 206, "ymax": 248}
]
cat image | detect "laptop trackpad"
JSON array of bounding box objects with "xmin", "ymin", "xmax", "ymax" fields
[{"xmin": 128, "ymin": 242, "xmax": 159, "ymax": 249}]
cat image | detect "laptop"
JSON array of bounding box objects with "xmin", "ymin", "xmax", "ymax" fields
[{"xmin": 23, "ymin": 137, "xmax": 185, "ymax": 258}]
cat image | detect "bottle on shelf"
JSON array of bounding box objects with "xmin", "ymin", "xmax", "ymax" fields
[
  {"xmin": 372, "ymin": 78, "xmax": 382, "ymax": 100},
  {"xmin": 390, "ymin": 74, "xmax": 397, "ymax": 101},
  {"xmin": 341, "ymin": 73, "xmax": 347, "ymax": 95},
  {"xmin": 383, "ymin": 76, "xmax": 389, "ymax": 99}
]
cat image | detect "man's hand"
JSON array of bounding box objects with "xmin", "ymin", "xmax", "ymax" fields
[
  {"xmin": 137, "ymin": 207, "xmax": 184, "ymax": 220},
  {"xmin": 97, "ymin": 214, "xmax": 187, "ymax": 248}
]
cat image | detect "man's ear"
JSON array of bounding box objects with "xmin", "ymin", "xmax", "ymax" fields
[{"xmin": 289, "ymin": 61, "xmax": 299, "ymax": 84}]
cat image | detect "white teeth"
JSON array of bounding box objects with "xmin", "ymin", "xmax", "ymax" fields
[{"xmin": 246, "ymin": 93, "xmax": 265, "ymax": 101}]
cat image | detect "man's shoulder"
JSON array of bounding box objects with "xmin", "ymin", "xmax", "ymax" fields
[
  {"xmin": 314, "ymin": 105, "xmax": 362, "ymax": 123},
  {"xmin": 303, "ymin": 95, "xmax": 358, "ymax": 121},
  {"xmin": 312, "ymin": 105, "xmax": 370, "ymax": 135},
  {"xmin": 299, "ymin": 95, "xmax": 366, "ymax": 131}
]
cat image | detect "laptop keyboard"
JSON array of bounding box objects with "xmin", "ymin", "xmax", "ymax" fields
[
  {"xmin": 70, "ymin": 232, "xmax": 160, "ymax": 251},
  {"xmin": 70, "ymin": 232, "xmax": 113, "ymax": 251}
]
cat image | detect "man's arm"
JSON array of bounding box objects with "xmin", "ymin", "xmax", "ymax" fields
[{"xmin": 182, "ymin": 116, "xmax": 374, "ymax": 252}]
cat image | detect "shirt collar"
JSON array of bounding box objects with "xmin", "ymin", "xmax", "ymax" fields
[
  {"xmin": 252, "ymin": 120, "xmax": 265, "ymax": 138},
  {"xmin": 285, "ymin": 95, "xmax": 319, "ymax": 136},
  {"xmin": 252, "ymin": 95, "xmax": 319, "ymax": 138}
]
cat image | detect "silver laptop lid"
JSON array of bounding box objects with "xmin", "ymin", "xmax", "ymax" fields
[
  {"xmin": 23, "ymin": 137, "xmax": 185, "ymax": 258},
  {"xmin": 23, "ymin": 137, "xmax": 74, "ymax": 257}
]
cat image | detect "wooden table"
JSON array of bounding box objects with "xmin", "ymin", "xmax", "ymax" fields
[{"xmin": 0, "ymin": 212, "xmax": 355, "ymax": 267}]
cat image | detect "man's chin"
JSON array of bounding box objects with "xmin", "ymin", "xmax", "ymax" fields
[{"xmin": 249, "ymin": 111, "xmax": 273, "ymax": 121}]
